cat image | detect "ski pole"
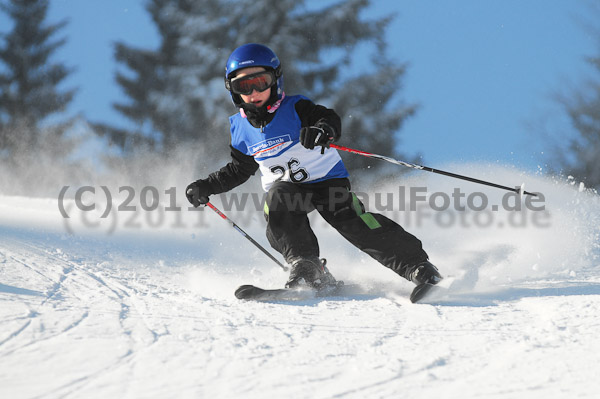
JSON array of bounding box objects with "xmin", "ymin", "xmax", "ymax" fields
[
  {"xmin": 204, "ymin": 201, "xmax": 289, "ymax": 272},
  {"xmin": 330, "ymin": 144, "xmax": 539, "ymax": 197}
]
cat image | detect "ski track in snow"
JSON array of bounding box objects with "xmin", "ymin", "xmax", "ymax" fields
[{"xmin": 1, "ymin": 165, "xmax": 600, "ymax": 398}]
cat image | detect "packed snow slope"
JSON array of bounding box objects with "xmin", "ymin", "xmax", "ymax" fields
[{"xmin": 1, "ymin": 163, "xmax": 600, "ymax": 399}]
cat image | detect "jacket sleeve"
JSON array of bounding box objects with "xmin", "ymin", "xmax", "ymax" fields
[
  {"xmin": 205, "ymin": 145, "xmax": 259, "ymax": 194},
  {"xmin": 294, "ymin": 99, "xmax": 342, "ymax": 140}
]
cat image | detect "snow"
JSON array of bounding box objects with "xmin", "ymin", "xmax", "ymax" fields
[{"xmin": 1, "ymin": 164, "xmax": 600, "ymax": 398}]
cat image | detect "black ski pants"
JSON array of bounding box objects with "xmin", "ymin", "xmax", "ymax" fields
[{"xmin": 264, "ymin": 178, "xmax": 428, "ymax": 280}]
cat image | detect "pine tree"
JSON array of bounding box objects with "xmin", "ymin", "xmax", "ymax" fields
[
  {"xmin": 558, "ymin": 60, "xmax": 600, "ymax": 190},
  {"xmin": 107, "ymin": 0, "xmax": 416, "ymax": 174},
  {"xmin": 95, "ymin": 0, "xmax": 234, "ymax": 154},
  {"xmin": 0, "ymin": 0, "xmax": 75, "ymax": 157},
  {"xmin": 553, "ymin": 2, "xmax": 600, "ymax": 190}
]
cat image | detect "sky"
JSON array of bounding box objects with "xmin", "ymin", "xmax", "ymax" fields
[{"xmin": 1, "ymin": 0, "xmax": 597, "ymax": 173}]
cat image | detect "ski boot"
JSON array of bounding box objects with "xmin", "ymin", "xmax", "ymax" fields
[
  {"xmin": 406, "ymin": 260, "xmax": 443, "ymax": 303},
  {"xmin": 285, "ymin": 256, "xmax": 339, "ymax": 291}
]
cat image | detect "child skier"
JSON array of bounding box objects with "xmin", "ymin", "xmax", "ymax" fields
[{"xmin": 186, "ymin": 43, "xmax": 442, "ymax": 299}]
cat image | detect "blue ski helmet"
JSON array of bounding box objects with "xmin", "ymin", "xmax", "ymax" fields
[{"xmin": 225, "ymin": 43, "xmax": 284, "ymax": 105}]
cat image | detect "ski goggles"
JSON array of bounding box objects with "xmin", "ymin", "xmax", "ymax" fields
[{"xmin": 227, "ymin": 71, "xmax": 276, "ymax": 95}]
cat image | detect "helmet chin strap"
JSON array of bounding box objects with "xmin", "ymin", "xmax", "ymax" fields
[
  {"xmin": 239, "ymin": 102, "xmax": 265, "ymax": 119},
  {"xmin": 238, "ymin": 91, "xmax": 285, "ymax": 119}
]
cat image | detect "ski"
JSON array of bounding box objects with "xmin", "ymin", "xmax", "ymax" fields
[
  {"xmin": 235, "ymin": 282, "xmax": 360, "ymax": 301},
  {"xmin": 410, "ymin": 282, "xmax": 445, "ymax": 303},
  {"xmin": 236, "ymin": 280, "xmax": 448, "ymax": 303}
]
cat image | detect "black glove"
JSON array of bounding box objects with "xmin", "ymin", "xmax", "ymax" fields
[
  {"xmin": 186, "ymin": 179, "xmax": 212, "ymax": 207},
  {"xmin": 299, "ymin": 122, "xmax": 337, "ymax": 152}
]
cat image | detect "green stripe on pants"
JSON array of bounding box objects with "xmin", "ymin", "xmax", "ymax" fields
[{"xmin": 351, "ymin": 193, "xmax": 382, "ymax": 229}]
